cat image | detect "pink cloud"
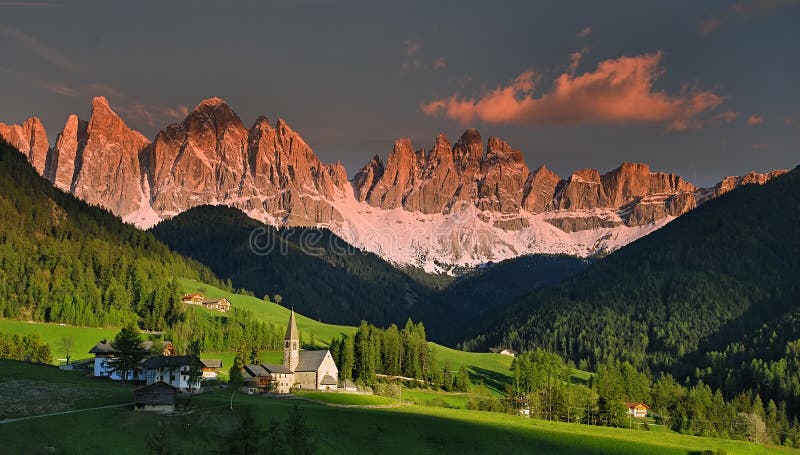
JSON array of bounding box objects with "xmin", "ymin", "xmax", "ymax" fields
[
  {"xmin": 421, "ymin": 51, "xmax": 724, "ymax": 131},
  {"xmin": 577, "ymin": 26, "xmax": 592, "ymax": 39},
  {"xmin": 432, "ymin": 57, "xmax": 447, "ymax": 70},
  {"xmin": 746, "ymin": 114, "xmax": 764, "ymax": 126}
]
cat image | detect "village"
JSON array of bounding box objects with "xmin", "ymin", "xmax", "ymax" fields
[{"xmin": 78, "ymin": 295, "xmax": 652, "ymax": 422}]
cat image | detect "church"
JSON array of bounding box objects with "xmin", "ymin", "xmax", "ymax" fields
[{"xmin": 243, "ymin": 310, "xmax": 339, "ymax": 394}]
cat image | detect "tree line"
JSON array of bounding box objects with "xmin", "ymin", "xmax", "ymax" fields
[
  {"xmin": 505, "ymin": 349, "xmax": 800, "ymax": 447},
  {"xmin": 0, "ymin": 331, "xmax": 52, "ymax": 364},
  {"xmin": 329, "ymin": 319, "xmax": 469, "ymax": 392}
]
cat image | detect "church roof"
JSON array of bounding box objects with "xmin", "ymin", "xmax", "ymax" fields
[
  {"xmin": 284, "ymin": 310, "xmax": 299, "ymax": 341},
  {"xmin": 295, "ymin": 350, "xmax": 329, "ymax": 372},
  {"xmin": 321, "ymin": 375, "xmax": 337, "ymax": 386}
]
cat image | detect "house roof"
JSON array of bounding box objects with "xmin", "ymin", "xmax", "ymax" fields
[
  {"xmin": 182, "ymin": 293, "xmax": 203, "ymax": 299},
  {"xmin": 135, "ymin": 381, "xmax": 178, "ymax": 393},
  {"xmin": 339, "ymin": 380, "xmax": 357, "ymax": 389},
  {"xmin": 200, "ymin": 359, "xmax": 222, "ymax": 368},
  {"xmin": 262, "ymin": 364, "xmax": 293, "ymax": 374},
  {"xmin": 243, "ymin": 364, "xmax": 269, "ymax": 378},
  {"xmin": 624, "ymin": 402, "xmax": 650, "ymax": 409},
  {"xmin": 142, "ymin": 355, "xmax": 196, "ymax": 369},
  {"xmin": 295, "ymin": 350, "xmax": 329, "ymax": 372},
  {"xmin": 321, "ymin": 375, "xmax": 337, "ymax": 386},
  {"xmin": 285, "ymin": 310, "xmax": 299, "ymax": 341},
  {"xmin": 88, "ymin": 339, "xmax": 172, "ymax": 354}
]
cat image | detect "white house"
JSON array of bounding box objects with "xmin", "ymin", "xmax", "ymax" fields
[
  {"xmin": 89, "ymin": 339, "xmax": 176, "ymax": 381},
  {"xmin": 142, "ymin": 355, "xmax": 201, "ymax": 392}
]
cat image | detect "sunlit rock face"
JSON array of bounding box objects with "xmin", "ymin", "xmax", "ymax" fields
[{"xmin": 1, "ymin": 97, "xmax": 787, "ymax": 273}]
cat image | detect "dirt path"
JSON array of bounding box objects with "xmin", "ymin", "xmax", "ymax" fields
[{"xmin": 0, "ymin": 403, "xmax": 130, "ymax": 424}]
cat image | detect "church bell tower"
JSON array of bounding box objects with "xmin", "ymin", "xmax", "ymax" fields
[{"xmin": 283, "ymin": 309, "xmax": 300, "ymax": 372}]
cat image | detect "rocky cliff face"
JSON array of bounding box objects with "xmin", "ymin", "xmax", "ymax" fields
[
  {"xmin": 0, "ymin": 97, "xmax": 787, "ymax": 273},
  {"xmin": 0, "ymin": 117, "xmax": 49, "ymax": 175}
]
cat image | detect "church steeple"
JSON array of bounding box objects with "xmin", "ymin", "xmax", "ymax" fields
[{"xmin": 283, "ymin": 309, "xmax": 300, "ymax": 372}]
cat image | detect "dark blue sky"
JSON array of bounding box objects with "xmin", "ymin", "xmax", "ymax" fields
[{"xmin": 1, "ymin": 0, "xmax": 798, "ymax": 186}]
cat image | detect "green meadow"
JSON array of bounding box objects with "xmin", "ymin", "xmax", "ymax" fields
[
  {"xmin": 0, "ymin": 361, "xmax": 789, "ymax": 455},
  {"xmin": 0, "ymin": 319, "xmax": 118, "ymax": 363}
]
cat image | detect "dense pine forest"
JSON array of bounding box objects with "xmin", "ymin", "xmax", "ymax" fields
[
  {"xmin": 466, "ymin": 166, "xmax": 800, "ymax": 434},
  {"xmin": 0, "ymin": 141, "xmax": 223, "ymax": 329}
]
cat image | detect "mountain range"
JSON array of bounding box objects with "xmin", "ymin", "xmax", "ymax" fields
[{"xmin": 0, "ymin": 96, "xmax": 786, "ymax": 273}]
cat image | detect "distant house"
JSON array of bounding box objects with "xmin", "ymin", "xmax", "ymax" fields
[
  {"xmin": 625, "ymin": 402, "xmax": 649, "ymax": 419},
  {"xmin": 182, "ymin": 293, "xmax": 204, "ymax": 304},
  {"xmin": 89, "ymin": 339, "xmax": 176, "ymax": 380},
  {"xmin": 242, "ymin": 363, "xmax": 294, "ymax": 394},
  {"xmin": 142, "ymin": 355, "xmax": 201, "ymax": 392},
  {"xmin": 133, "ymin": 381, "xmax": 177, "ymax": 413},
  {"xmin": 489, "ymin": 348, "xmax": 518, "ymax": 357},
  {"xmin": 200, "ymin": 359, "xmax": 223, "ymax": 380},
  {"xmin": 203, "ymin": 298, "xmax": 231, "ymax": 312}
]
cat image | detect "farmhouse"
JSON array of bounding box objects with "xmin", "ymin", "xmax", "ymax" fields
[
  {"xmin": 133, "ymin": 381, "xmax": 177, "ymax": 413},
  {"xmin": 203, "ymin": 298, "xmax": 231, "ymax": 312},
  {"xmin": 181, "ymin": 293, "xmax": 204, "ymax": 304},
  {"xmin": 89, "ymin": 339, "xmax": 176, "ymax": 380},
  {"xmin": 625, "ymin": 402, "xmax": 650, "ymax": 419},
  {"xmin": 200, "ymin": 359, "xmax": 223, "ymax": 379},
  {"xmin": 241, "ymin": 310, "xmax": 338, "ymax": 393},
  {"xmin": 142, "ymin": 355, "xmax": 201, "ymax": 391}
]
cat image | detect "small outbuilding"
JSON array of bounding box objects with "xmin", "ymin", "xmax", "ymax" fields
[
  {"xmin": 489, "ymin": 347, "xmax": 518, "ymax": 357},
  {"xmin": 133, "ymin": 381, "xmax": 177, "ymax": 413}
]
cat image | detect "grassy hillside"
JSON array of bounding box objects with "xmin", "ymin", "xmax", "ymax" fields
[
  {"xmin": 180, "ymin": 279, "xmax": 516, "ymax": 390},
  {"xmin": 0, "ymin": 319, "xmax": 117, "ymax": 362},
  {"xmin": 0, "ymin": 361, "xmax": 785, "ymax": 454}
]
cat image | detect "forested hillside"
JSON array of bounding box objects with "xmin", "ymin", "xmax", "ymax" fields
[
  {"xmin": 467, "ymin": 166, "xmax": 800, "ymax": 415},
  {"xmin": 0, "ymin": 141, "xmax": 222, "ymax": 329},
  {"xmin": 151, "ymin": 206, "xmax": 587, "ymax": 339}
]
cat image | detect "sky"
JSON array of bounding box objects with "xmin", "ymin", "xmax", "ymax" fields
[{"xmin": 0, "ymin": 0, "xmax": 798, "ymax": 186}]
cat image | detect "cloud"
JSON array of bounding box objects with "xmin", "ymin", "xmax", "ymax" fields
[
  {"xmin": 421, "ymin": 51, "xmax": 724, "ymax": 131},
  {"xmin": 404, "ymin": 38, "xmax": 422, "ymax": 57},
  {"xmin": 402, "ymin": 38, "xmax": 447, "ymax": 72},
  {"xmin": 0, "ymin": 25, "xmax": 90, "ymax": 76},
  {"xmin": 568, "ymin": 52, "xmax": 582, "ymax": 74},
  {"xmin": 699, "ymin": 0, "xmax": 800, "ymax": 35},
  {"xmin": 746, "ymin": 114, "xmax": 764, "ymax": 126},
  {"xmin": 577, "ymin": 26, "xmax": 592, "ymax": 39},
  {"xmin": 116, "ymin": 103, "xmax": 190, "ymax": 127}
]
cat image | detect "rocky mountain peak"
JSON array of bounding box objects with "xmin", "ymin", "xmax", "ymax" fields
[{"xmin": 0, "ymin": 116, "xmax": 49, "ymax": 175}]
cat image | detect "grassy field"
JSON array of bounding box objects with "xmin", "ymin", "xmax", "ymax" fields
[
  {"xmin": 0, "ymin": 319, "xmax": 118, "ymax": 363},
  {"xmin": 0, "ymin": 359, "xmax": 133, "ymax": 419},
  {"xmin": 296, "ymin": 391, "xmax": 399, "ymax": 406},
  {"xmin": 0, "ymin": 361, "xmax": 790, "ymax": 455},
  {"xmin": 401, "ymin": 388, "xmax": 471, "ymax": 409}
]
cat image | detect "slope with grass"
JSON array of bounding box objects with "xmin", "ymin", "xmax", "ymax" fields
[
  {"xmin": 0, "ymin": 361, "xmax": 786, "ymax": 454},
  {"xmin": 0, "ymin": 319, "xmax": 118, "ymax": 363},
  {"xmin": 180, "ymin": 279, "xmax": 518, "ymax": 390}
]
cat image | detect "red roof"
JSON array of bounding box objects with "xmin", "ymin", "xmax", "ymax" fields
[{"xmin": 624, "ymin": 402, "xmax": 649, "ymax": 409}]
